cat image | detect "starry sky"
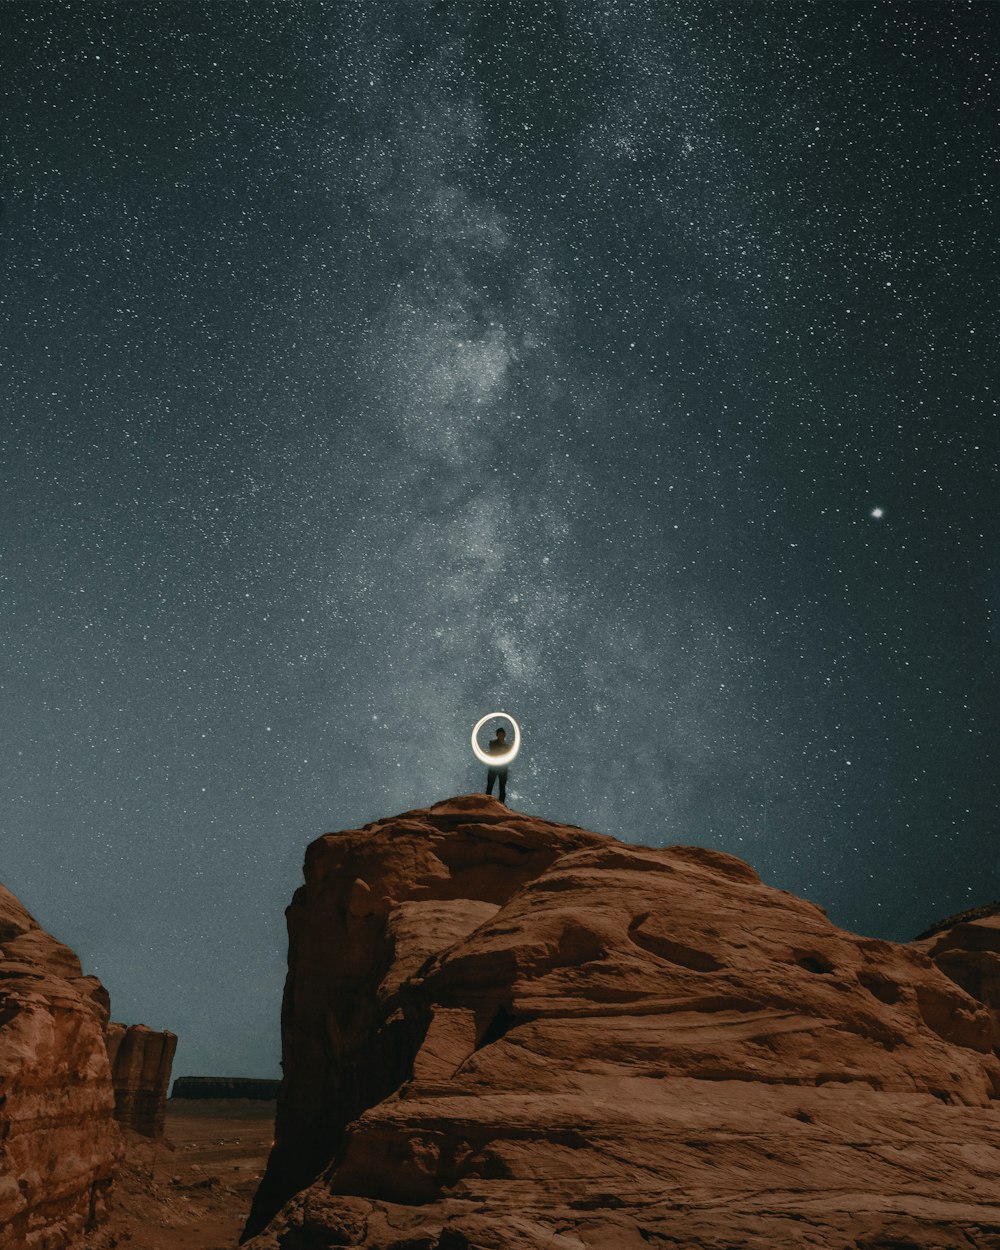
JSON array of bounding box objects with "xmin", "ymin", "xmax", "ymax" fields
[{"xmin": 1, "ymin": 1, "xmax": 997, "ymax": 1079}]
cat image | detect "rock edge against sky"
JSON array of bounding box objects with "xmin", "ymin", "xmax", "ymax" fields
[{"xmin": 245, "ymin": 794, "xmax": 1000, "ymax": 1250}]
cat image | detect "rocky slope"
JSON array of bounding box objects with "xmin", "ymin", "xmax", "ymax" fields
[
  {"xmin": 245, "ymin": 795, "xmax": 1000, "ymax": 1250},
  {"xmin": 0, "ymin": 884, "xmax": 176, "ymax": 1249}
]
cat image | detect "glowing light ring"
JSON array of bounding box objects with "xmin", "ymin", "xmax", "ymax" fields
[{"xmin": 471, "ymin": 712, "xmax": 520, "ymax": 768}]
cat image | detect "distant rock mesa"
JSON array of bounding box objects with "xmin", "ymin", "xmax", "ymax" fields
[
  {"xmin": 245, "ymin": 795, "xmax": 1000, "ymax": 1250},
  {"xmin": 171, "ymin": 1075, "xmax": 279, "ymax": 1100}
]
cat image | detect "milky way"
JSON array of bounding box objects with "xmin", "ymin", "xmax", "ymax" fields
[{"xmin": 1, "ymin": 2, "xmax": 996, "ymax": 1076}]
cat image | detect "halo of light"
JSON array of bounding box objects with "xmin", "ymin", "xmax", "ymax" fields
[{"xmin": 471, "ymin": 712, "xmax": 520, "ymax": 767}]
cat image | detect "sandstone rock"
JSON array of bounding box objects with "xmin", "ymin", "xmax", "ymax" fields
[
  {"xmin": 0, "ymin": 883, "xmax": 178, "ymax": 1248},
  {"xmin": 916, "ymin": 909, "xmax": 1000, "ymax": 1051},
  {"xmin": 106, "ymin": 1022, "xmax": 178, "ymax": 1136},
  {"xmin": 0, "ymin": 884, "xmax": 121, "ymax": 1250},
  {"xmin": 245, "ymin": 796, "xmax": 607, "ymax": 1237},
  {"xmin": 245, "ymin": 795, "xmax": 1000, "ymax": 1250}
]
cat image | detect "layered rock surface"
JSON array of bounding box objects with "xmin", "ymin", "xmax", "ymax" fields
[
  {"xmin": 246, "ymin": 796, "xmax": 1000, "ymax": 1250},
  {"xmin": 914, "ymin": 906, "xmax": 1000, "ymax": 1053},
  {"xmin": 0, "ymin": 884, "xmax": 177, "ymax": 1249},
  {"xmin": 0, "ymin": 884, "xmax": 121, "ymax": 1250},
  {"xmin": 106, "ymin": 1022, "xmax": 178, "ymax": 1137}
]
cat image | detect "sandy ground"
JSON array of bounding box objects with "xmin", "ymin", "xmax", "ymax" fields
[{"xmin": 89, "ymin": 1099, "xmax": 276, "ymax": 1250}]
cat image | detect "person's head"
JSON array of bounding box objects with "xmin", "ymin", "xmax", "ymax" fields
[{"xmin": 496, "ymin": 727, "xmax": 506, "ymax": 740}]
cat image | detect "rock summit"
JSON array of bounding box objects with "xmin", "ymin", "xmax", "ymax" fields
[{"xmin": 246, "ymin": 795, "xmax": 1000, "ymax": 1250}]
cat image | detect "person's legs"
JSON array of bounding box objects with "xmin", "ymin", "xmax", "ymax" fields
[
  {"xmin": 486, "ymin": 769, "xmax": 497, "ymax": 795},
  {"xmin": 498, "ymin": 769, "xmax": 507, "ymax": 803}
]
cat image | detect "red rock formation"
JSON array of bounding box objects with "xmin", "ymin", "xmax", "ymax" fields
[
  {"xmin": 915, "ymin": 908, "xmax": 1000, "ymax": 1050},
  {"xmin": 0, "ymin": 883, "xmax": 178, "ymax": 1249},
  {"xmin": 0, "ymin": 884, "xmax": 121, "ymax": 1250},
  {"xmin": 245, "ymin": 795, "xmax": 607, "ymax": 1237},
  {"xmin": 106, "ymin": 1022, "xmax": 178, "ymax": 1137},
  {"xmin": 245, "ymin": 795, "xmax": 1000, "ymax": 1249}
]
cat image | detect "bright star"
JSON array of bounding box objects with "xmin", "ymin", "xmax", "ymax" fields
[{"xmin": 870, "ymin": 507, "xmax": 884, "ymax": 519}]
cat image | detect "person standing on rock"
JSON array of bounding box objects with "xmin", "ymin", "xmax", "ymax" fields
[{"xmin": 485, "ymin": 726, "xmax": 510, "ymax": 804}]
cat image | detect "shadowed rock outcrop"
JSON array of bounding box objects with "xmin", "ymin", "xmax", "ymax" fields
[
  {"xmin": 916, "ymin": 909, "xmax": 1000, "ymax": 1054},
  {"xmin": 106, "ymin": 1022, "xmax": 178, "ymax": 1136},
  {"xmin": 245, "ymin": 796, "xmax": 1000, "ymax": 1250}
]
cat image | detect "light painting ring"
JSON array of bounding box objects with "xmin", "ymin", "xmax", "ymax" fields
[{"xmin": 471, "ymin": 712, "xmax": 520, "ymax": 768}]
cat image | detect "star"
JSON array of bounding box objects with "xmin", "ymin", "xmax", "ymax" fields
[{"xmin": 2, "ymin": 0, "xmax": 992, "ymax": 1083}]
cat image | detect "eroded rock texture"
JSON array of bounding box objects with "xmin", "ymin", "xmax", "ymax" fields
[
  {"xmin": 0, "ymin": 883, "xmax": 178, "ymax": 1248},
  {"xmin": 246, "ymin": 796, "xmax": 1000, "ymax": 1250},
  {"xmin": 0, "ymin": 884, "xmax": 121, "ymax": 1250},
  {"xmin": 106, "ymin": 1022, "xmax": 178, "ymax": 1137},
  {"xmin": 916, "ymin": 906, "xmax": 1000, "ymax": 1054}
]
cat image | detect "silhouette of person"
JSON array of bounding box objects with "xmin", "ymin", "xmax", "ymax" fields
[{"xmin": 485, "ymin": 726, "xmax": 509, "ymax": 804}]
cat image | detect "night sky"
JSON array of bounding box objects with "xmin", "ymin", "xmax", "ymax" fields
[{"xmin": 2, "ymin": 2, "xmax": 997, "ymax": 1079}]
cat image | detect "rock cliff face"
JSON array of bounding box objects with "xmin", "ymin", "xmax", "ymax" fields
[
  {"xmin": 914, "ymin": 908, "xmax": 1000, "ymax": 1051},
  {"xmin": 246, "ymin": 796, "xmax": 1000, "ymax": 1250},
  {"xmin": 0, "ymin": 884, "xmax": 121, "ymax": 1250},
  {"xmin": 0, "ymin": 884, "xmax": 177, "ymax": 1249},
  {"xmin": 106, "ymin": 1022, "xmax": 178, "ymax": 1137},
  {"xmin": 245, "ymin": 795, "xmax": 608, "ymax": 1237}
]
